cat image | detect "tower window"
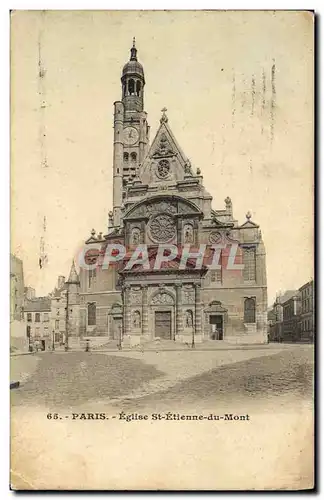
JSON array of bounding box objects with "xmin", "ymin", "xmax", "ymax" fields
[
  {"xmin": 130, "ymin": 152, "xmax": 137, "ymax": 162},
  {"xmin": 124, "ymin": 152, "xmax": 129, "ymax": 162},
  {"xmin": 136, "ymin": 80, "xmax": 141, "ymax": 96},
  {"xmin": 128, "ymin": 79, "xmax": 135, "ymax": 95}
]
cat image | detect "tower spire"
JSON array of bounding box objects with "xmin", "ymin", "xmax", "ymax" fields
[
  {"xmin": 67, "ymin": 260, "xmax": 79, "ymax": 284},
  {"xmin": 130, "ymin": 37, "xmax": 137, "ymax": 61}
]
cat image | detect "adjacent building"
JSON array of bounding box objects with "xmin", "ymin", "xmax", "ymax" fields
[
  {"xmin": 268, "ymin": 280, "xmax": 314, "ymax": 343},
  {"xmin": 299, "ymin": 280, "xmax": 314, "ymax": 342},
  {"xmin": 10, "ymin": 254, "xmax": 25, "ymax": 322},
  {"xmin": 24, "ymin": 296, "xmax": 51, "ymax": 349}
]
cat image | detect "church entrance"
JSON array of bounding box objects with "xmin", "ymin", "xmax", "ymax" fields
[
  {"xmin": 154, "ymin": 311, "xmax": 172, "ymax": 339},
  {"xmin": 209, "ymin": 315, "xmax": 224, "ymax": 340}
]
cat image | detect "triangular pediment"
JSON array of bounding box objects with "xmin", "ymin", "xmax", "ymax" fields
[
  {"xmin": 139, "ymin": 119, "xmax": 197, "ymax": 186},
  {"xmin": 239, "ymin": 219, "xmax": 259, "ymax": 229},
  {"xmin": 148, "ymin": 121, "xmax": 187, "ymax": 164}
]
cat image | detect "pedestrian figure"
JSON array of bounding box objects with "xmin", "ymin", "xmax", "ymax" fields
[{"xmin": 85, "ymin": 339, "xmax": 90, "ymax": 352}]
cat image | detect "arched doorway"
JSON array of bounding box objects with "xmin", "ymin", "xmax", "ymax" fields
[{"xmin": 150, "ymin": 290, "xmax": 175, "ymax": 340}]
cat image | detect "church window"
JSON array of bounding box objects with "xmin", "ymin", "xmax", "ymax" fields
[
  {"xmin": 243, "ymin": 247, "xmax": 256, "ymax": 282},
  {"xmin": 130, "ymin": 152, "xmax": 137, "ymax": 162},
  {"xmin": 136, "ymin": 80, "xmax": 141, "ymax": 96},
  {"xmin": 88, "ymin": 268, "xmax": 96, "ymax": 288},
  {"xmin": 88, "ymin": 303, "xmax": 96, "ymax": 326},
  {"xmin": 210, "ymin": 250, "xmax": 222, "ymax": 283},
  {"xmin": 157, "ymin": 159, "xmax": 170, "ymax": 178},
  {"xmin": 124, "ymin": 152, "xmax": 129, "ymax": 162},
  {"xmin": 244, "ymin": 298, "xmax": 256, "ymax": 323},
  {"xmin": 128, "ymin": 79, "xmax": 135, "ymax": 95},
  {"xmin": 211, "ymin": 269, "xmax": 222, "ymax": 284}
]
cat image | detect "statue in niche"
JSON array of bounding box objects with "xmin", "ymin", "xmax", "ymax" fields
[
  {"xmin": 185, "ymin": 310, "xmax": 193, "ymax": 328},
  {"xmin": 131, "ymin": 228, "xmax": 141, "ymax": 246},
  {"xmin": 133, "ymin": 311, "xmax": 141, "ymax": 329},
  {"xmin": 184, "ymin": 224, "xmax": 194, "ymax": 244}
]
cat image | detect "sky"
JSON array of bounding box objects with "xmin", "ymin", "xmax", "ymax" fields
[{"xmin": 10, "ymin": 10, "xmax": 314, "ymax": 304}]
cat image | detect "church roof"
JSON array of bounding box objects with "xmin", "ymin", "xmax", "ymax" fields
[{"xmin": 24, "ymin": 297, "xmax": 51, "ymax": 312}]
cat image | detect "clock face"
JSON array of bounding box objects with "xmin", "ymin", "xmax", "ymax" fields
[{"xmin": 123, "ymin": 126, "xmax": 139, "ymax": 146}]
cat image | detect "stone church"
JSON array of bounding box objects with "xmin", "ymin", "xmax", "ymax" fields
[{"xmin": 75, "ymin": 40, "xmax": 268, "ymax": 346}]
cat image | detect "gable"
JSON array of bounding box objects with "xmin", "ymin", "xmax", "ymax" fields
[{"xmin": 139, "ymin": 119, "xmax": 195, "ymax": 185}]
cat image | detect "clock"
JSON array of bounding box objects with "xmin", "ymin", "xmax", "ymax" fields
[{"xmin": 123, "ymin": 126, "xmax": 139, "ymax": 146}]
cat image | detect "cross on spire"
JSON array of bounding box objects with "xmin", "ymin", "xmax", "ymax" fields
[
  {"xmin": 160, "ymin": 107, "xmax": 168, "ymax": 123},
  {"xmin": 130, "ymin": 37, "xmax": 137, "ymax": 61}
]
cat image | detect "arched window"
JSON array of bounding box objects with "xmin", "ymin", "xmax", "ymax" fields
[
  {"xmin": 243, "ymin": 247, "xmax": 256, "ymax": 282},
  {"xmin": 88, "ymin": 268, "xmax": 96, "ymax": 288},
  {"xmin": 130, "ymin": 152, "xmax": 137, "ymax": 162},
  {"xmin": 123, "ymin": 152, "xmax": 129, "ymax": 162},
  {"xmin": 244, "ymin": 298, "xmax": 256, "ymax": 323},
  {"xmin": 136, "ymin": 80, "xmax": 141, "ymax": 96},
  {"xmin": 128, "ymin": 79, "xmax": 135, "ymax": 95},
  {"xmin": 88, "ymin": 302, "xmax": 96, "ymax": 326}
]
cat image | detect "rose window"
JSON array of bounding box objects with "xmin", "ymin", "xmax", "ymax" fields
[
  {"xmin": 149, "ymin": 214, "xmax": 176, "ymax": 242},
  {"xmin": 157, "ymin": 159, "xmax": 170, "ymax": 179}
]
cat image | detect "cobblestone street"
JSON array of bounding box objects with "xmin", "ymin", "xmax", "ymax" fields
[
  {"xmin": 11, "ymin": 344, "xmax": 314, "ymax": 490},
  {"xmin": 11, "ymin": 344, "xmax": 313, "ymax": 411}
]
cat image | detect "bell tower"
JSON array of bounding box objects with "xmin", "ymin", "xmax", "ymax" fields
[{"xmin": 112, "ymin": 38, "xmax": 150, "ymax": 228}]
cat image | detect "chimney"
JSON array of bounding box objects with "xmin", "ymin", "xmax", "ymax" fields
[{"xmin": 57, "ymin": 275, "xmax": 65, "ymax": 289}]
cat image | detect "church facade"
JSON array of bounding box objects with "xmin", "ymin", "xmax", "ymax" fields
[{"xmin": 76, "ymin": 40, "xmax": 268, "ymax": 346}]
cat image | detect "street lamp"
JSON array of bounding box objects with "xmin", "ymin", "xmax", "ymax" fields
[{"xmin": 52, "ymin": 329, "xmax": 55, "ymax": 351}]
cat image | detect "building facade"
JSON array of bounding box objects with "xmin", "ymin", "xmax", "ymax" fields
[
  {"xmin": 299, "ymin": 280, "xmax": 314, "ymax": 342},
  {"xmin": 24, "ymin": 297, "xmax": 51, "ymax": 348},
  {"xmin": 75, "ymin": 41, "xmax": 268, "ymax": 346},
  {"xmin": 268, "ymin": 280, "xmax": 314, "ymax": 343}
]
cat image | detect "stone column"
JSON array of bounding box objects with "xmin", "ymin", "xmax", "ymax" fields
[
  {"xmin": 123, "ymin": 284, "xmax": 131, "ymax": 337},
  {"xmin": 175, "ymin": 283, "xmax": 183, "ymax": 341},
  {"xmin": 142, "ymin": 285, "xmax": 149, "ymax": 338},
  {"xmin": 194, "ymin": 283, "xmax": 202, "ymax": 341}
]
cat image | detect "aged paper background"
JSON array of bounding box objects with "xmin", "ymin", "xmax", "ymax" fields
[{"xmin": 10, "ymin": 10, "xmax": 314, "ymax": 490}]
